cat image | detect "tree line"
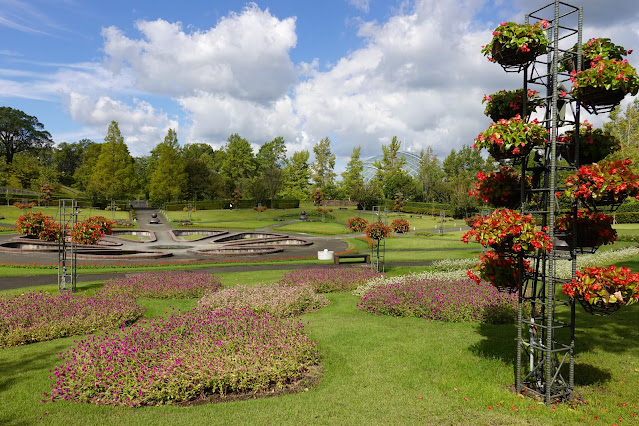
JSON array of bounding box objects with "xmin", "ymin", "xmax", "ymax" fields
[{"xmin": 1, "ymin": 100, "xmax": 638, "ymax": 212}]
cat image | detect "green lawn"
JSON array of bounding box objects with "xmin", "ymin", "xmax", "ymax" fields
[
  {"xmin": 1, "ymin": 275, "xmax": 638, "ymax": 425},
  {"xmin": 0, "ymin": 205, "xmax": 130, "ymax": 226}
]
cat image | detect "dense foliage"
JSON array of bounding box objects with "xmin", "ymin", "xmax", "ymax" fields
[{"xmin": 278, "ymin": 267, "xmax": 384, "ymax": 293}]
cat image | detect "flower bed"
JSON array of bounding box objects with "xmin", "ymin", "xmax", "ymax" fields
[
  {"xmin": 278, "ymin": 267, "xmax": 384, "ymax": 293},
  {"xmin": 0, "ymin": 292, "xmax": 143, "ymax": 348},
  {"xmin": 45, "ymin": 307, "xmax": 319, "ymax": 406},
  {"xmin": 358, "ymin": 277, "xmax": 519, "ymax": 324},
  {"xmin": 198, "ymin": 283, "xmax": 329, "ymax": 317},
  {"xmin": 99, "ymin": 271, "xmax": 223, "ymax": 299},
  {"xmin": 473, "ymin": 115, "xmax": 547, "ymax": 160},
  {"xmin": 462, "ymin": 208, "xmax": 553, "ymax": 253},
  {"xmin": 563, "ymin": 158, "xmax": 639, "ymax": 207},
  {"xmin": 15, "ymin": 211, "xmax": 49, "ymax": 237}
]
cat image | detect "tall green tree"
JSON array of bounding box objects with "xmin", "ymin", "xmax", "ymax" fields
[
  {"xmin": 279, "ymin": 150, "xmax": 311, "ymax": 200},
  {"xmin": 254, "ymin": 136, "xmax": 287, "ymax": 203},
  {"xmin": 604, "ymin": 98, "xmax": 639, "ymax": 162},
  {"xmin": 87, "ymin": 121, "xmax": 136, "ymax": 202},
  {"xmin": 418, "ymin": 146, "xmax": 446, "ymax": 202},
  {"xmin": 53, "ymin": 139, "xmax": 96, "ymax": 186},
  {"xmin": 149, "ymin": 129, "xmax": 187, "ymax": 205},
  {"xmin": 311, "ymin": 137, "xmax": 336, "ymax": 192},
  {"xmin": 340, "ymin": 146, "xmax": 365, "ymax": 201},
  {"xmin": 442, "ymin": 145, "xmax": 489, "ymax": 217},
  {"xmin": 0, "ymin": 106, "xmax": 53, "ymax": 164},
  {"xmin": 73, "ymin": 143, "xmax": 103, "ymax": 191},
  {"xmin": 220, "ymin": 134, "xmax": 256, "ymax": 195},
  {"xmin": 373, "ymin": 136, "xmax": 413, "ymax": 199}
]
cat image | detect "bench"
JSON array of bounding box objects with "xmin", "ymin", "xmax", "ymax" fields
[
  {"xmin": 334, "ymin": 254, "xmax": 371, "ymax": 265},
  {"xmin": 409, "ymin": 215, "xmax": 422, "ymax": 219}
]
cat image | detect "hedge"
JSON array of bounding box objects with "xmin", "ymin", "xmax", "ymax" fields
[
  {"xmin": 614, "ymin": 212, "xmax": 639, "ymax": 224},
  {"xmin": 165, "ymin": 199, "xmax": 300, "ymax": 211}
]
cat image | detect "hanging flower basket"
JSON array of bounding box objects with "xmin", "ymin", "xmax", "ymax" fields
[
  {"xmin": 563, "ymin": 266, "xmax": 639, "ymax": 316},
  {"xmin": 462, "ymin": 208, "xmax": 553, "ymax": 254},
  {"xmin": 469, "ymin": 166, "xmax": 529, "ymax": 208},
  {"xmin": 473, "ymin": 115, "xmax": 547, "ymax": 161},
  {"xmin": 558, "ymin": 121, "xmax": 620, "ymax": 166},
  {"xmin": 570, "ymin": 59, "xmax": 639, "ymax": 113},
  {"xmin": 467, "ymin": 251, "xmax": 531, "ymax": 293},
  {"xmin": 560, "ymin": 37, "xmax": 632, "ymax": 73},
  {"xmin": 481, "ymin": 21, "xmax": 551, "ymax": 70},
  {"xmin": 365, "ymin": 221, "xmax": 392, "ymax": 241},
  {"xmin": 562, "ymin": 158, "xmax": 639, "ymax": 209},
  {"xmin": 555, "ymin": 210, "xmax": 617, "ymax": 251},
  {"xmin": 482, "ymin": 89, "xmax": 543, "ymax": 122}
]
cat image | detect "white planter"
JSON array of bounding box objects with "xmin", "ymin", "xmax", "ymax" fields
[{"xmin": 318, "ymin": 249, "xmax": 334, "ymax": 260}]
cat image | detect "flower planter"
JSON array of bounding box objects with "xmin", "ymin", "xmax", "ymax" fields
[
  {"xmin": 575, "ymin": 86, "xmax": 625, "ymax": 111},
  {"xmin": 491, "ymin": 40, "xmax": 540, "ymax": 67},
  {"xmin": 488, "ymin": 143, "xmax": 534, "ymax": 160},
  {"xmin": 576, "ymin": 297, "xmax": 622, "ymax": 316},
  {"xmin": 558, "ymin": 143, "xmax": 608, "ymax": 166}
]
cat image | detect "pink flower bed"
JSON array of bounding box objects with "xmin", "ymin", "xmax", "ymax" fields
[
  {"xmin": 199, "ymin": 283, "xmax": 329, "ymax": 317},
  {"xmin": 358, "ymin": 277, "xmax": 519, "ymax": 324},
  {"xmin": 45, "ymin": 307, "xmax": 319, "ymax": 406},
  {"xmin": 278, "ymin": 267, "xmax": 385, "ymax": 293},
  {"xmin": 99, "ymin": 271, "xmax": 222, "ymax": 299},
  {"xmin": 0, "ymin": 292, "xmax": 144, "ymax": 348}
]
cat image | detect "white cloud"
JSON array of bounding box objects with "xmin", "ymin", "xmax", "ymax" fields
[
  {"xmin": 102, "ymin": 3, "xmax": 297, "ymax": 103},
  {"xmin": 66, "ymin": 93, "xmax": 178, "ymax": 156},
  {"xmin": 348, "ymin": 0, "xmax": 371, "ymax": 13}
]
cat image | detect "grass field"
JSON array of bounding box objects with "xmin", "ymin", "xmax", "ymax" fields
[
  {"xmin": 1, "ymin": 272, "xmax": 638, "ymax": 425},
  {"xmin": 0, "ymin": 205, "xmax": 130, "ymax": 226}
]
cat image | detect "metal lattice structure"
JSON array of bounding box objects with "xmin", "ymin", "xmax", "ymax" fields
[
  {"xmin": 514, "ymin": 1, "xmax": 584, "ymax": 404},
  {"xmin": 57, "ymin": 199, "xmax": 78, "ymax": 292},
  {"xmin": 371, "ymin": 206, "xmax": 387, "ymax": 272}
]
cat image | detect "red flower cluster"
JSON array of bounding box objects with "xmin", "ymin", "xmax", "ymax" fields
[
  {"xmin": 469, "ymin": 166, "xmax": 529, "ymax": 208},
  {"xmin": 555, "ymin": 210, "xmax": 616, "ymax": 248},
  {"xmin": 365, "ymin": 221, "xmax": 392, "ymax": 241},
  {"xmin": 462, "ymin": 208, "xmax": 552, "ymax": 253},
  {"xmin": 562, "ymin": 266, "xmax": 639, "ymax": 307},
  {"xmin": 14, "ymin": 211, "xmax": 48, "ymax": 237},
  {"xmin": 563, "ymin": 158, "xmax": 639, "ymax": 206},
  {"xmin": 348, "ymin": 216, "xmax": 369, "ymax": 232},
  {"xmin": 467, "ymin": 251, "xmax": 531, "ymax": 291},
  {"xmin": 391, "ymin": 218, "xmax": 410, "ymax": 233}
]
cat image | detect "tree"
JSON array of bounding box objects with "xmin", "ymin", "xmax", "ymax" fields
[
  {"xmin": 149, "ymin": 129, "xmax": 187, "ymax": 205},
  {"xmin": 373, "ymin": 136, "xmax": 412, "ymax": 199},
  {"xmin": 417, "ymin": 146, "xmax": 446, "ymax": 202},
  {"xmin": 311, "ymin": 137, "xmax": 336, "ymax": 192},
  {"xmin": 0, "ymin": 107, "xmax": 54, "ymax": 164},
  {"xmin": 604, "ymin": 98, "xmax": 639, "ymax": 162},
  {"xmin": 255, "ymin": 136, "xmax": 287, "ymax": 204},
  {"xmin": 87, "ymin": 121, "xmax": 136, "ymax": 202},
  {"xmin": 279, "ymin": 150, "xmax": 311, "ymax": 200},
  {"xmin": 340, "ymin": 146, "xmax": 365, "ymax": 201},
  {"xmin": 220, "ymin": 134, "xmax": 257, "ymax": 195},
  {"xmin": 53, "ymin": 139, "xmax": 96, "ymax": 186},
  {"xmin": 73, "ymin": 142, "xmax": 103, "ymax": 191},
  {"xmin": 442, "ymin": 145, "xmax": 489, "ymax": 218}
]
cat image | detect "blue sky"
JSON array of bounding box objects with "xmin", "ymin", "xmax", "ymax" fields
[{"xmin": 1, "ymin": 0, "xmax": 638, "ymax": 173}]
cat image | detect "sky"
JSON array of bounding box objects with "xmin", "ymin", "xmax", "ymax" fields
[{"xmin": 1, "ymin": 0, "xmax": 638, "ymax": 174}]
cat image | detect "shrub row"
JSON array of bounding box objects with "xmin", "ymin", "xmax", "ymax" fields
[
  {"xmin": 614, "ymin": 212, "xmax": 639, "ymax": 223},
  {"xmin": 165, "ymin": 199, "xmax": 300, "ymax": 211}
]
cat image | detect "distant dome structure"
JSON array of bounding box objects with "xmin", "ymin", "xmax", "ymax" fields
[{"xmin": 362, "ymin": 151, "xmax": 421, "ymax": 183}]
